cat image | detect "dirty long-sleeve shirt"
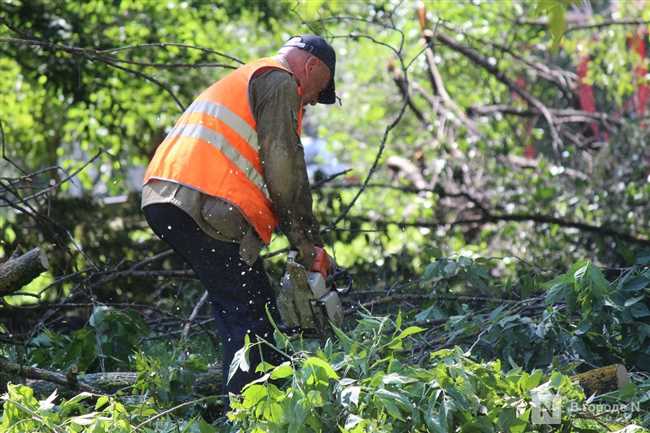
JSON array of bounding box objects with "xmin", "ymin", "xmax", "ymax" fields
[{"xmin": 142, "ymin": 59, "xmax": 322, "ymax": 265}]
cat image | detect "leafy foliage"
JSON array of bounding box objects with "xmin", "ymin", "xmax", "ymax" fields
[
  {"xmin": 227, "ymin": 322, "xmax": 586, "ymax": 433},
  {"xmin": 29, "ymin": 306, "xmax": 148, "ymax": 372},
  {"xmin": 2, "ymin": 257, "xmax": 650, "ymax": 432}
]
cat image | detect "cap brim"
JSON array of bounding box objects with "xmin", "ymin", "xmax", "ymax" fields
[{"xmin": 317, "ymin": 78, "xmax": 336, "ymax": 104}]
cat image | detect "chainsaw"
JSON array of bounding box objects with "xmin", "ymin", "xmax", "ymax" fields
[{"xmin": 276, "ymin": 250, "xmax": 352, "ymax": 339}]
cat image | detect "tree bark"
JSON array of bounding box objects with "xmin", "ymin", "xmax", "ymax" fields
[
  {"xmin": 574, "ymin": 364, "xmax": 630, "ymax": 396},
  {"xmin": 0, "ymin": 247, "xmax": 49, "ymax": 296}
]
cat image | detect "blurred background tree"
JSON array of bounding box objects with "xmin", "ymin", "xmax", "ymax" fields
[{"xmin": 0, "ymin": 0, "xmax": 648, "ymax": 325}]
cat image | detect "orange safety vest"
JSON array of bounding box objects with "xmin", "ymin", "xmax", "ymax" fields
[{"xmin": 143, "ymin": 58, "xmax": 303, "ymax": 244}]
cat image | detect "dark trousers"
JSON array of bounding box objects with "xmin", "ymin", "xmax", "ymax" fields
[{"xmin": 143, "ymin": 203, "xmax": 283, "ymax": 396}]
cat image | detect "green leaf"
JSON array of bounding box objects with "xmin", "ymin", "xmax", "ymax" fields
[
  {"xmin": 228, "ymin": 334, "xmax": 251, "ymax": 385},
  {"xmin": 331, "ymin": 322, "xmax": 354, "ymax": 352},
  {"xmin": 382, "ymin": 373, "xmax": 417, "ymax": 385},
  {"xmin": 415, "ymin": 304, "xmax": 448, "ymax": 322},
  {"xmin": 378, "ymin": 396, "xmax": 405, "ymax": 421},
  {"xmin": 341, "ymin": 385, "xmax": 361, "ymax": 407},
  {"xmin": 630, "ymin": 302, "xmax": 650, "ymax": 318},
  {"xmin": 624, "ymin": 295, "xmax": 645, "ymax": 307},
  {"xmin": 303, "ymin": 356, "xmax": 339, "ymax": 380},
  {"xmin": 397, "ymin": 326, "xmax": 426, "ymax": 339},
  {"xmin": 520, "ymin": 370, "xmax": 544, "ymax": 391},
  {"xmin": 635, "ymin": 253, "xmax": 650, "ymax": 265},
  {"xmin": 426, "ymin": 396, "xmax": 450, "ymax": 433},
  {"xmin": 270, "ymin": 362, "xmax": 294, "ymax": 380},
  {"xmin": 256, "ymin": 361, "xmax": 276, "ymax": 374},
  {"xmin": 197, "ymin": 417, "xmax": 217, "ymax": 433},
  {"xmin": 60, "ymin": 391, "xmax": 92, "ymax": 410},
  {"xmin": 95, "ymin": 395, "xmax": 109, "ymax": 410},
  {"xmin": 72, "ymin": 412, "xmax": 104, "ymax": 426},
  {"xmin": 344, "ymin": 414, "xmax": 364, "ymax": 430},
  {"xmin": 241, "ymin": 384, "xmax": 268, "ymax": 409},
  {"xmin": 534, "ymin": 0, "xmax": 577, "ymax": 50},
  {"xmin": 388, "ymin": 326, "xmax": 425, "ymax": 349},
  {"xmin": 621, "ymin": 276, "xmax": 649, "ymax": 293},
  {"xmin": 575, "ymin": 320, "xmax": 592, "ymax": 336}
]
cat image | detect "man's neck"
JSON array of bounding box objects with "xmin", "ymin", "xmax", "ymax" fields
[
  {"xmin": 274, "ymin": 55, "xmax": 290, "ymax": 70},
  {"xmin": 274, "ymin": 55, "xmax": 303, "ymax": 91}
]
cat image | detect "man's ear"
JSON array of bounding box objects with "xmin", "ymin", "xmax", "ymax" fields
[{"xmin": 305, "ymin": 56, "xmax": 319, "ymax": 72}]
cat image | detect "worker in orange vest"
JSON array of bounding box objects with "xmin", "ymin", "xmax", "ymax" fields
[{"xmin": 141, "ymin": 35, "xmax": 336, "ymax": 396}]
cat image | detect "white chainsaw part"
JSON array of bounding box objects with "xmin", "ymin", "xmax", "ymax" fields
[
  {"xmin": 278, "ymin": 251, "xmax": 344, "ymax": 332},
  {"xmin": 307, "ymin": 272, "xmax": 329, "ymax": 298},
  {"xmin": 320, "ymin": 291, "xmax": 344, "ymax": 327}
]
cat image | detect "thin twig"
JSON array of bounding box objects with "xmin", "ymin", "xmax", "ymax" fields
[
  {"xmin": 182, "ymin": 290, "xmax": 210, "ymax": 341},
  {"xmin": 134, "ymin": 395, "xmax": 225, "ymax": 429}
]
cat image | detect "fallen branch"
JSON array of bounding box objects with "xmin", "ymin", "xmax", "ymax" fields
[
  {"xmin": 468, "ymin": 105, "xmax": 622, "ymax": 126},
  {"xmin": 22, "ymin": 366, "xmax": 223, "ymax": 397},
  {"xmin": 182, "ymin": 290, "xmax": 209, "ymax": 341},
  {"xmin": 0, "ymin": 356, "xmax": 99, "ymax": 393},
  {"xmin": 434, "ymin": 31, "xmax": 563, "ymax": 152},
  {"xmin": 388, "ymin": 60, "xmax": 432, "ymax": 131},
  {"xmin": 347, "ymin": 213, "xmax": 650, "ymax": 247},
  {"xmin": 386, "ymin": 156, "xmax": 427, "ymax": 190},
  {"xmin": 418, "ymin": 10, "xmax": 479, "ymax": 136},
  {"xmin": 0, "ymin": 247, "xmax": 49, "ymax": 296},
  {"xmin": 345, "ymin": 293, "xmax": 520, "ymax": 314},
  {"xmin": 564, "ymin": 20, "xmax": 650, "ymax": 35}
]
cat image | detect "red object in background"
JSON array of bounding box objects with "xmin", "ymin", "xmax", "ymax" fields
[
  {"xmin": 577, "ymin": 56, "xmax": 602, "ymax": 139},
  {"xmin": 631, "ymin": 28, "xmax": 649, "ymax": 118},
  {"xmin": 513, "ymin": 74, "xmax": 537, "ymax": 159},
  {"xmin": 513, "ymin": 76, "xmax": 527, "ymax": 101},
  {"xmin": 523, "ymin": 143, "xmax": 537, "ymax": 159}
]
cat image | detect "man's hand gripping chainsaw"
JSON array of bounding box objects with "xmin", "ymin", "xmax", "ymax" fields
[{"xmin": 276, "ymin": 247, "xmax": 351, "ymax": 338}]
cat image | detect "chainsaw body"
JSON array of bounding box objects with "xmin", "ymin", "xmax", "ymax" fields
[{"xmin": 277, "ymin": 251, "xmax": 349, "ymax": 337}]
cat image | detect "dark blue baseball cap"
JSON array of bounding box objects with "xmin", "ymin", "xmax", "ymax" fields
[{"xmin": 283, "ymin": 35, "xmax": 337, "ymax": 104}]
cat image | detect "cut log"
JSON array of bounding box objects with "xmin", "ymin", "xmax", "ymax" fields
[
  {"xmin": 1, "ymin": 355, "xmax": 223, "ymax": 397},
  {"xmin": 573, "ymin": 364, "xmax": 630, "ymax": 396},
  {"xmin": 0, "ymin": 248, "xmax": 49, "ymax": 296}
]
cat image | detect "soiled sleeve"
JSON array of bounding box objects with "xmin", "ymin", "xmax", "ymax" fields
[{"xmin": 250, "ymin": 70, "xmax": 323, "ymax": 265}]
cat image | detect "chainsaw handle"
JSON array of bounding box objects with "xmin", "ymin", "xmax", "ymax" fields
[{"xmin": 329, "ymin": 268, "xmax": 352, "ymax": 295}]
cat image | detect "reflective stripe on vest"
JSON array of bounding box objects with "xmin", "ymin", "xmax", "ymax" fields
[
  {"xmin": 182, "ymin": 100, "xmax": 259, "ymax": 150},
  {"xmin": 166, "ymin": 100, "xmax": 269, "ymax": 198}
]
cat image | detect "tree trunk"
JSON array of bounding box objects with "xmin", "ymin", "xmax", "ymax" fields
[{"xmin": 0, "ymin": 248, "xmax": 49, "ymax": 296}]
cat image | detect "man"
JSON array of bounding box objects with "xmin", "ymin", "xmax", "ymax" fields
[{"xmin": 141, "ymin": 35, "xmax": 337, "ymax": 396}]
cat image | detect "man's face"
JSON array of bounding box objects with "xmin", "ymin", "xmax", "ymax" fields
[{"xmin": 302, "ymin": 56, "xmax": 332, "ymax": 106}]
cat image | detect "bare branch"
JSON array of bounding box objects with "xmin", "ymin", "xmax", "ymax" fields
[
  {"xmin": 433, "ymin": 31, "xmax": 563, "ymax": 152},
  {"xmin": 347, "ymin": 213, "xmax": 650, "ymax": 247},
  {"xmin": 0, "ymin": 248, "xmax": 49, "ymax": 296}
]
